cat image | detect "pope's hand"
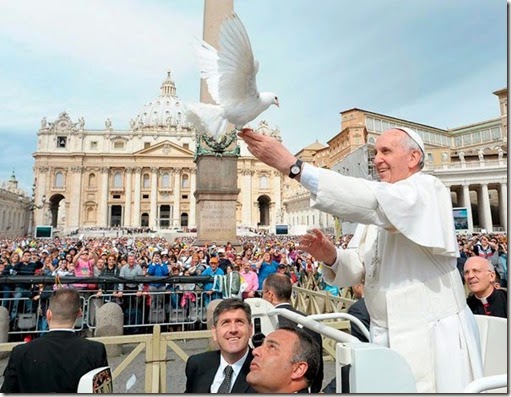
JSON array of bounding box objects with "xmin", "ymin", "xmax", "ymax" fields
[
  {"xmin": 297, "ymin": 228, "xmax": 337, "ymax": 266},
  {"xmin": 238, "ymin": 128, "xmax": 296, "ymax": 175}
]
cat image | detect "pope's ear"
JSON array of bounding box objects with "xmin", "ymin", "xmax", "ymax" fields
[{"xmin": 409, "ymin": 149, "xmax": 422, "ymax": 168}]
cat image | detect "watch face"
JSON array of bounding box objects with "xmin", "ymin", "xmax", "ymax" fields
[{"xmin": 291, "ymin": 165, "xmax": 300, "ymax": 174}]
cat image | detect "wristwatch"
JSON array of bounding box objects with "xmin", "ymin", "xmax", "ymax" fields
[{"xmin": 289, "ymin": 159, "xmax": 303, "ymax": 179}]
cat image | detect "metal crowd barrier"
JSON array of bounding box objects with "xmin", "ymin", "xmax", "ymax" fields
[
  {"xmin": 0, "ymin": 275, "xmax": 277, "ymax": 337},
  {"xmin": 0, "ymin": 295, "xmax": 87, "ymax": 335},
  {"xmin": 0, "ymin": 287, "xmax": 222, "ymax": 337},
  {"xmin": 84, "ymin": 291, "xmax": 211, "ymax": 330}
]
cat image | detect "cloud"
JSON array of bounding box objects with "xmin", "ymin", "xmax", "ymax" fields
[{"xmin": 0, "ymin": 0, "xmax": 202, "ymax": 131}]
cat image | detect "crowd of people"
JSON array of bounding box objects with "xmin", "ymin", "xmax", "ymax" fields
[
  {"xmin": 0, "ymin": 229, "xmax": 505, "ymax": 336},
  {"xmin": 0, "ymin": 232, "xmax": 351, "ymax": 335}
]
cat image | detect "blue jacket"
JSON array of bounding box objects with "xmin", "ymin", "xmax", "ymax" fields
[{"xmin": 147, "ymin": 262, "xmax": 169, "ymax": 288}]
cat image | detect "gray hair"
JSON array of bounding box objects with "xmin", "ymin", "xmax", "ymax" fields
[{"xmin": 400, "ymin": 134, "xmax": 425, "ymax": 170}]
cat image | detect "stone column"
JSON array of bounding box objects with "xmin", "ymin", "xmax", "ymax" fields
[
  {"xmin": 241, "ymin": 169, "xmax": 253, "ymax": 226},
  {"xmin": 150, "ymin": 167, "xmax": 158, "ymax": 229},
  {"xmin": 173, "ymin": 169, "xmax": 181, "ymax": 228},
  {"xmin": 189, "ymin": 169, "xmax": 197, "ymax": 228},
  {"xmin": 478, "ymin": 183, "xmax": 493, "ymax": 232},
  {"xmin": 253, "ymin": 200, "xmax": 260, "ymax": 228},
  {"xmin": 68, "ymin": 166, "xmax": 83, "ymax": 228},
  {"xmin": 35, "ymin": 166, "xmax": 49, "ymax": 226},
  {"xmin": 98, "ymin": 167, "xmax": 109, "ymax": 227},
  {"xmin": 195, "ymin": 156, "xmax": 240, "ymax": 245},
  {"xmin": 499, "ymin": 183, "xmax": 507, "ymax": 231},
  {"xmin": 462, "ymin": 184, "xmax": 474, "ymax": 233},
  {"xmin": 133, "ymin": 167, "xmax": 141, "ymax": 227},
  {"xmin": 124, "ymin": 167, "xmax": 133, "ymax": 227},
  {"xmin": 273, "ymin": 170, "xmax": 282, "ymax": 224},
  {"xmin": 195, "ymin": 0, "xmax": 239, "ymax": 247},
  {"xmin": 201, "ymin": 0, "xmax": 234, "ymax": 105}
]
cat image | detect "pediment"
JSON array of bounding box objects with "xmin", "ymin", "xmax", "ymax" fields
[{"xmin": 133, "ymin": 140, "xmax": 194, "ymax": 157}]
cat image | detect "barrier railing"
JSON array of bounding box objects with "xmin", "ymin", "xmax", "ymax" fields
[
  {"xmin": 0, "ymin": 283, "xmax": 357, "ymax": 392},
  {"xmin": 84, "ymin": 291, "xmax": 207, "ymax": 330}
]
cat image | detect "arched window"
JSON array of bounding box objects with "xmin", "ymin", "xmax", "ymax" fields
[
  {"xmin": 161, "ymin": 173, "xmax": 170, "ymax": 188},
  {"xmin": 88, "ymin": 173, "xmax": 96, "ymax": 188},
  {"xmin": 181, "ymin": 174, "xmax": 189, "ymax": 188},
  {"xmin": 259, "ymin": 175, "xmax": 269, "ymax": 189},
  {"xmin": 113, "ymin": 171, "xmax": 123, "ymax": 188},
  {"xmin": 143, "ymin": 173, "xmax": 150, "ymax": 189},
  {"xmin": 55, "ymin": 171, "xmax": 64, "ymax": 188}
]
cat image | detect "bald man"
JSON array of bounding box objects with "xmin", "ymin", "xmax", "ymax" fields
[{"xmin": 464, "ymin": 256, "xmax": 507, "ymax": 318}]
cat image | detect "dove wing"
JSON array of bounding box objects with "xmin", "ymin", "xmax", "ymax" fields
[
  {"xmin": 195, "ymin": 38, "xmax": 221, "ymax": 104},
  {"xmin": 217, "ymin": 13, "xmax": 260, "ymax": 107}
]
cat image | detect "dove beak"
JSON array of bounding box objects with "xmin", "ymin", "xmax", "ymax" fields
[{"xmin": 276, "ymin": 99, "xmax": 280, "ymax": 108}]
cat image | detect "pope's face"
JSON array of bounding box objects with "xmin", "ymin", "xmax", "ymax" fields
[
  {"xmin": 373, "ymin": 129, "xmax": 420, "ymax": 183},
  {"xmin": 212, "ymin": 308, "xmax": 252, "ymax": 363}
]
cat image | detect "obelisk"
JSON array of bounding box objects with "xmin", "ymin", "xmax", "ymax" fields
[{"xmin": 194, "ymin": 0, "xmax": 241, "ymax": 246}]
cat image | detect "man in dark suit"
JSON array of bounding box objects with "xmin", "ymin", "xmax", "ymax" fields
[
  {"xmin": 185, "ymin": 298, "xmax": 255, "ymax": 393},
  {"xmin": 1, "ymin": 288, "xmax": 108, "ymax": 393},
  {"xmin": 347, "ymin": 283, "xmax": 370, "ymax": 342},
  {"xmin": 261, "ymin": 273, "xmax": 324, "ymax": 393}
]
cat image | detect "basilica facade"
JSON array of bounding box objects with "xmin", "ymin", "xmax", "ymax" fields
[{"xmin": 32, "ymin": 72, "xmax": 283, "ymax": 233}]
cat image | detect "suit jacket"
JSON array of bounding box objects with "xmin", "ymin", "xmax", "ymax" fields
[
  {"xmin": 275, "ymin": 303, "xmax": 324, "ymax": 393},
  {"xmin": 1, "ymin": 330, "xmax": 108, "ymax": 393},
  {"xmin": 347, "ymin": 297, "xmax": 371, "ymax": 342},
  {"xmin": 185, "ymin": 349, "xmax": 255, "ymax": 393}
]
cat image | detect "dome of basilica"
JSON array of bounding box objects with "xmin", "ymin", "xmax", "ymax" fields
[{"xmin": 130, "ymin": 71, "xmax": 192, "ymax": 131}]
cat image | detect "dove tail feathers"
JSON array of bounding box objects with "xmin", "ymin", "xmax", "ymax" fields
[{"xmin": 186, "ymin": 103, "xmax": 227, "ymax": 138}]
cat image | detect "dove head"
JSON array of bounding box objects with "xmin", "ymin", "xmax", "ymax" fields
[{"xmin": 260, "ymin": 92, "xmax": 280, "ymax": 108}]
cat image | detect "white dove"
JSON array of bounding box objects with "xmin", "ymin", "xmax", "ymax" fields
[{"xmin": 186, "ymin": 12, "xmax": 279, "ymax": 139}]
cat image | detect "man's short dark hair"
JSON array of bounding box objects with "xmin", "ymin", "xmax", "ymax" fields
[
  {"xmin": 264, "ymin": 273, "xmax": 292, "ymax": 301},
  {"xmin": 49, "ymin": 288, "xmax": 81, "ymax": 322},
  {"xmin": 279, "ymin": 326, "xmax": 321, "ymax": 387},
  {"xmin": 212, "ymin": 298, "xmax": 251, "ymax": 326}
]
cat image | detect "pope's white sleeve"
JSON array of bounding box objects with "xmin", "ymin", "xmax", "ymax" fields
[
  {"xmin": 322, "ymin": 248, "xmax": 365, "ymax": 288},
  {"xmin": 300, "ymin": 163, "xmax": 319, "ymax": 194}
]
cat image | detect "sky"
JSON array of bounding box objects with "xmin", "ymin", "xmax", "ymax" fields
[{"xmin": 0, "ymin": 0, "xmax": 507, "ymax": 193}]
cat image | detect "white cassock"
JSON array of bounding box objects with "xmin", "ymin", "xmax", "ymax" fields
[{"xmin": 301, "ymin": 165, "xmax": 483, "ymax": 393}]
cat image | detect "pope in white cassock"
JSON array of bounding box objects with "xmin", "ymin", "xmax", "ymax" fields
[{"xmin": 239, "ymin": 127, "xmax": 483, "ymax": 393}]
